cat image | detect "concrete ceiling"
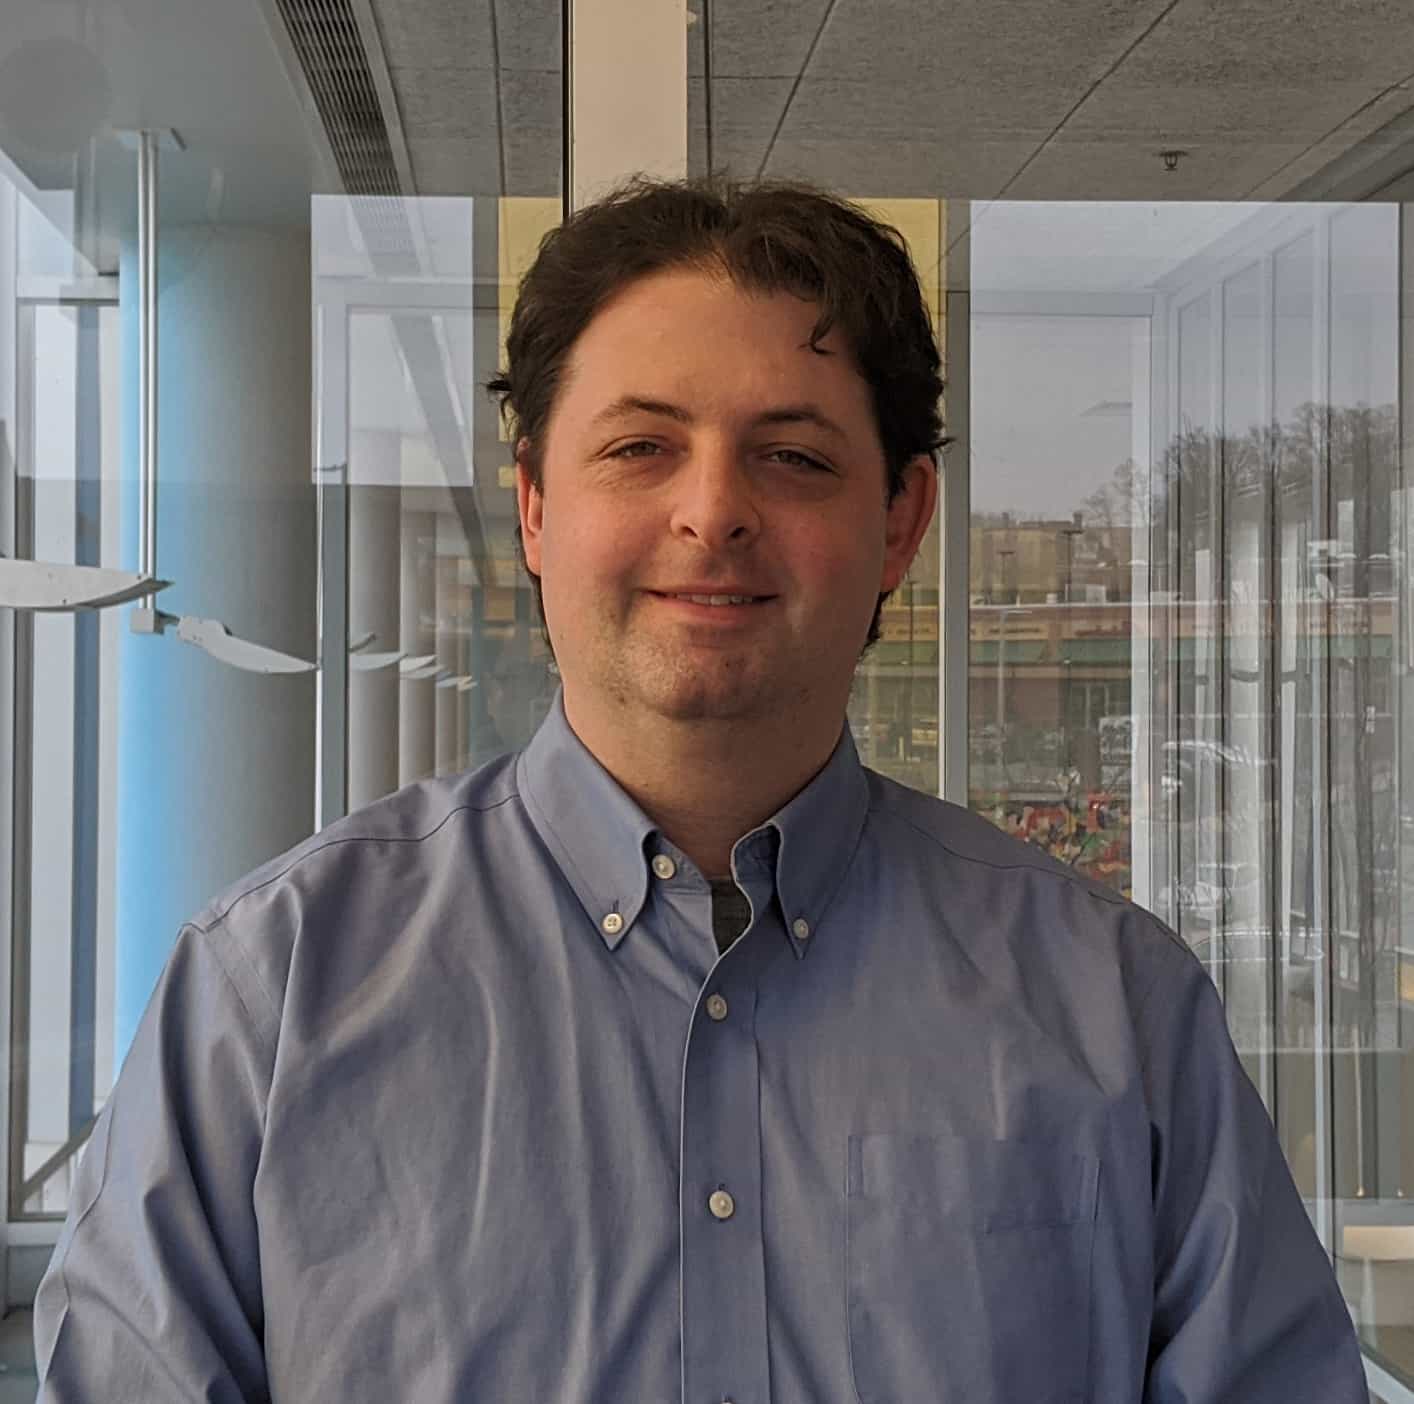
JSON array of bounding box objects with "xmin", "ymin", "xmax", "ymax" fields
[
  {"xmin": 370, "ymin": 0, "xmax": 561, "ymax": 196},
  {"xmin": 355, "ymin": 0, "xmax": 1414, "ymax": 203},
  {"xmin": 360, "ymin": 0, "xmax": 1414, "ymax": 202},
  {"xmin": 679, "ymin": 0, "xmax": 1414, "ymax": 200},
  {"xmin": 1, "ymin": 0, "xmax": 1412, "ymax": 270}
]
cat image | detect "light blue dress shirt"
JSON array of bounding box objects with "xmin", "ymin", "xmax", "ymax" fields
[{"xmin": 35, "ymin": 685, "xmax": 1366, "ymax": 1402}]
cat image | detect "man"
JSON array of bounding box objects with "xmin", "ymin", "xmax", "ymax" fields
[{"xmin": 36, "ymin": 178, "xmax": 1365, "ymax": 1402}]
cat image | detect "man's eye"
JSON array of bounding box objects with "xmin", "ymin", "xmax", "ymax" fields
[
  {"xmin": 770, "ymin": 449, "xmax": 829, "ymax": 471},
  {"xmin": 609, "ymin": 440, "xmax": 662, "ymax": 457}
]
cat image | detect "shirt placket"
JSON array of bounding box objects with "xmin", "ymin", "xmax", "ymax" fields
[{"xmin": 679, "ymin": 870, "xmax": 775, "ymax": 1404}]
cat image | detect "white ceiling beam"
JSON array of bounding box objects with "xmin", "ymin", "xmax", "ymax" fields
[{"xmin": 569, "ymin": 0, "xmax": 687, "ymax": 213}]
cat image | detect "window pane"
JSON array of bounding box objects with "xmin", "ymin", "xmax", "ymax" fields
[
  {"xmin": 1, "ymin": 0, "xmax": 564, "ymax": 1230},
  {"xmin": 1323, "ymin": 204, "xmax": 1405, "ymax": 1369},
  {"xmin": 12, "ymin": 292, "xmax": 121, "ymax": 1216},
  {"xmin": 317, "ymin": 194, "xmax": 563, "ymax": 821},
  {"xmin": 970, "ymin": 307, "xmax": 1138, "ymax": 891},
  {"xmin": 1272, "ymin": 232, "xmax": 1321, "ymax": 1201},
  {"xmin": 1220, "ymin": 260, "xmax": 1275, "ymax": 1101},
  {"xmin": 968, "ymin": 200, "xmax": 1408, "ymax": 1380}
]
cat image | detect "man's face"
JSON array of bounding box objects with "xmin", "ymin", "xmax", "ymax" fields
[{"xmin": 516, "ymin": 265, "xmax": 936, "ymax": 738}]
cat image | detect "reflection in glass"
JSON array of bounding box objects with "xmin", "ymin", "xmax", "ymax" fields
[
  {"xmin": 970, "ymin": 311, "xmax": 1139, "ymax": 892},
  {"xmin": 1273, "ymin": 232, "xmax": 1321, "ymax": 1202},
  {"xmin": 1220, "ymin": 261, "xmax": 1273, "ymax": 1100},
  {"xmin": 316, "ymin": 195, "xmax": 563, "ymax": 819},
  {"xmin": 1323, "ymin": 205, "xmax": 1405, "ymax": 1371},
  {"xmin": 8, "ymin": 281, "xmax": 122, "ymax": 1216},
  {"xmin": 969, "ymin": 200, "xmax": 1409, "ymax": 1384}
]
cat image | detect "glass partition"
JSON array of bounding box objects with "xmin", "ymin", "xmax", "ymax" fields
[
  {"xmin": 968, "ymin": 198, "xmax": 1411, "ymax": 1384},
  {"xmin": 1, "ymin": 0, "xmax": 564, "ymax": 1231},
  {"xmin": 5, "ymin": 193, "xmax": 121, "ymax": 1214},
  {"xmin": 313, "ymin": 193, "xmax": 563, "ymax": 821}
]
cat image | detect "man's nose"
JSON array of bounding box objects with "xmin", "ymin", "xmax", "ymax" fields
[{"xmin": 670, "ymin": 443, "xmax": 763, "ymax": 548}]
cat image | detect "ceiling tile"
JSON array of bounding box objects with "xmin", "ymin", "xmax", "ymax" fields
[
  {"xmin": 708, "ymin": 0, "xmax": 833, "ymax": 77},
  {"xmin": 408, "ymin": 135, "xmax": 501, "ymax": 195},
  {"xmin": 499, "ymin": 69, "xmax": 562, "ymax": 197},
  {"xmin": 502, "ymin": 127, "xmax": 563, "ymax": 197},
  {"xmin": 710, "ymin": 128, "xmax": 784, "ymax": 180},
  {"xmin": 498, "ymin": 69, "xmax": 561, "ymax": 138},
  {"xmin": 1069, "ymin": 79, "xmax": 1398, "ymax": 143},
  {"xmin": 371, "ymin": 0, "xmax": 497, "ymax": 71},
  {"xmin": 704, "ymin": 76, "xmax": 795, "ymax": 132},
  {"xmin": 692, "ymin": 76, "xmax": 793, "ymax": 178},
  {"xmin": 780, "ymin": 75, "xmax": 1064, "ymax": 143},
  {"xmin": 392, "ymin": 67, "xmax": 499, "ymax": 139},
  {"xmin": 764, "ymin": 136, "xmax": 1035, "ymax": 198},
  {"xmin": 1009, "ymin": 134, "xmax": 1318, "ymax": 200},
  {"xmin": 376, "ymin": 0, "xmax": 1414, "ymax": 205},
  {"xmin": 1126, "ymin": 0, "xmax": 1414, "ymax": 88},
  {"xmin": 493, "ymin": 0, "xmax": 563, "ymax": 72},
  {"xmin": 806, "ymin": 0, "xmax": 1175, "ymax": 86}
]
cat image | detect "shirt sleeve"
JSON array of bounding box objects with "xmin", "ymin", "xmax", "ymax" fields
[
  {"xmin": 1139, "ymin": 933, "xmax": 1367, "ymax": 1403},
  {"xmin": 34, "ymin": 923, "xmax": 275, "ymax": 1403}
]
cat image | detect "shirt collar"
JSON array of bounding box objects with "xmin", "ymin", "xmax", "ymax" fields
[
  {"xmin": 757, "ymin": 718, "xmax": 865, "ymax": 961},
  {"xmin": 516, "ymin": 684, "xmax": 869, "ymax": 958},
  {"xmin": 514, "ymin": 692, "xmax": 656, "ymax": 955}
]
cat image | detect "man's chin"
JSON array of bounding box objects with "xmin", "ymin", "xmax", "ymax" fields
[
  {"xmin": 656, "ymin": 687, "xmax": 761, "ymax": 715},
  {"xmin": 635, "ymin": 673, "xmax": 773, "ymax": 724}
]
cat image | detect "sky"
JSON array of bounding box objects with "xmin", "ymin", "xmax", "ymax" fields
[{"xmin": 970, "ymin": 312, "xmax": 1140, "ymax": 520}]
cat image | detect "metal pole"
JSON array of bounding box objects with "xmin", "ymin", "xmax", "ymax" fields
[{"xmin": 138, "ymin": 130, "xmax": 158, "ymax": 604}]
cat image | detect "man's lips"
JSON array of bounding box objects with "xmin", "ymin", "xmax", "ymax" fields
[{"xmin": 647, "ymin": 588, "xmax": 780, "ymax": 605}]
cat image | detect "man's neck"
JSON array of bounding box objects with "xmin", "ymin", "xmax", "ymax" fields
[{"xmin": 561, "ymin": 690, "xmax": 843, "ymax": 881}]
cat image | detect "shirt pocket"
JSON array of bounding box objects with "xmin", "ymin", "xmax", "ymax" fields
[{"xmin": 845, "ymin": 1132, "xmax": 1099, "ymax": 1404}]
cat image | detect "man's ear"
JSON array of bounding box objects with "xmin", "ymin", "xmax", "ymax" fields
[
  {"xmin": 515, "ymin": 439, "xmax": 543, "ymax": 577},
  {"xmin": 879, "ymin": 455, "xmax": 938, "ymax": 595}
]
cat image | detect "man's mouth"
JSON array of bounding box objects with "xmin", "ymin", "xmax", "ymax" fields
[{"xmin": 650, "ymin": 591, "xmax": 774, "ymax": 606}]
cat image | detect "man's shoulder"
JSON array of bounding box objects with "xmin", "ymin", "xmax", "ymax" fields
[
  {"xmin": 861, "ymin": 766, "xmax": 1194, "ymax": 989},
  {"xmin": 863, "ymin": 766, "xmax": 1126, "ymax": 904},
  {"xmin": 187, "ymin": 749, "xmax": 524, "ymax": 940}
]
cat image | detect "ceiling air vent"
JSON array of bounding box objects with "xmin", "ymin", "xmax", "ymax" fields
[{"xmin": 273, "ymin": 0, "xmax": 401, "ymax": 197}]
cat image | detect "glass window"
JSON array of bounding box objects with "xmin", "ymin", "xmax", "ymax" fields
[
  {"xmin": 970, "ymin": 303, "xmax": 1140, "ymax": 889},
  {"xmin": 314, "ymin": 192, "xmax": 563, "ymax": 826},
  {"xmin": 1, "ymin": 0, "xmax": 563, "ymax": 1228},
  {"xmin": 967, "ymin": 199, "xmax": 1410, "ymax": 1382},
  {"xmin": 10, "ymin": 285, "xmax": 121, "ymax": 1216},
  {"xmin": 840, "ymin": 200, "xmax": 944, "ymax": 794}
]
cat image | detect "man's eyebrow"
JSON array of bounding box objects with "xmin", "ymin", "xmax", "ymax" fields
[
  {"xmin": 590, "ymin": 396, "xmax": 847, "ymax": 440},
  {"xmin": 590, "ymin": 395, "xmax": 693, "ymax": 427},
  {"xmin": 754, "ymin": 405, "xmax": 847, "ymax": 440}
]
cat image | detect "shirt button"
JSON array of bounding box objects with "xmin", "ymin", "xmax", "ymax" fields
[
  {"xmin": 792, "ymin": 917, "xmax": 810, "ymax": 940},
  {"xmin": 651, "ymin": 854, "xmax": 676, "ymax": 879},
  {"xmin": 708, "ymin": 1189, "xmax": 735, "ymax": 1220},
  {"xmin": 706, "ymin": 993, "xmax": 728, "ymax": 1021},
  {"xmin": 601, "ymin": 912, "xmax": 624, "ymax": 935}
]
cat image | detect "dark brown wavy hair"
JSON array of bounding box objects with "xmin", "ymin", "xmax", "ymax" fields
[{"xmin": 487, "ymin": 175, "xmax": 946, "ymax": 661}]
